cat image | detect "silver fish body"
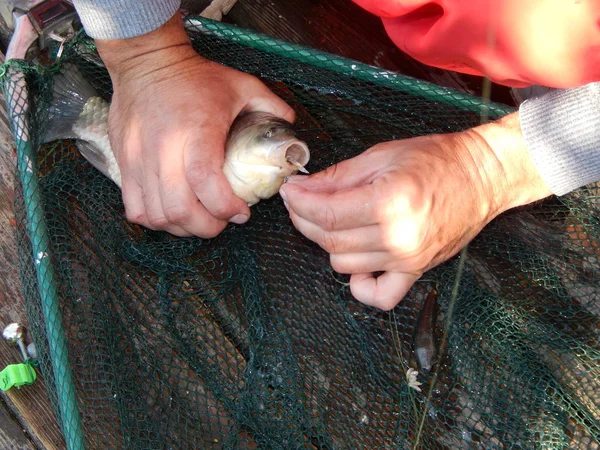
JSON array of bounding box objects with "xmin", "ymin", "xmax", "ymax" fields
[
  {"xmin": 43, "ymin": 65, "xmax": 309, "ymax": 207},
  {"xmin": 71, "ymin": 96, "xmax": 121, "ymax": 186}
]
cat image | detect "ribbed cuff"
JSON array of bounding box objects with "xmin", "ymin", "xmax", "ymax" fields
[
  {"xmin": 519, "ymin": 82, "xmax": 600, "ymax": 196},
  {"xmin": 73, "ymin": 0, "xmax": 181, "ymax": 40}
]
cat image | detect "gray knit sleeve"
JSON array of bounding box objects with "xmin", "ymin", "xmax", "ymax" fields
[
  {"xmin": 72, "ymin": 0, "xmax": 181, "ymax": 40},
  {"xmin": 519, "ymin": 82, "xmax": 600, "ymax": 196}
]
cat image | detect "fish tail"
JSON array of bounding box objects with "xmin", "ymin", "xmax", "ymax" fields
[
  {"xmin": 41, "ymin": 64, "xmax": 121, "ymax": 187},
  {"xmin": 42, "ymin": 63, "xmax": 99, "ymax": 143}
]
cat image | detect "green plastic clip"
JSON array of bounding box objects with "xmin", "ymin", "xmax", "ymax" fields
[{"xmin": 0, "ymin": 363, "xmax": 37, "ymax": 391}]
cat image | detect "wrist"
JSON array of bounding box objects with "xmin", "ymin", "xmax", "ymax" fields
[
  {"xmin": 95, "ymin": 12, "xmax": 200, "ymax": 82},
  {"xmin": 468, "ymin": 112, "xmax": 553, "ymax": 216}
]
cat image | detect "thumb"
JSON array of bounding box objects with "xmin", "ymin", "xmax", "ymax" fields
[
  {"xmin": 286, "ymin": 150, "xmax": 378, "ymax": 193},
  {"xmin": 183, "ymin": 126, "xmax": 251, "ymax": 221},
  {"xmin": 245, "ymin": 83, "xmax": 297, "ymax": 124}
]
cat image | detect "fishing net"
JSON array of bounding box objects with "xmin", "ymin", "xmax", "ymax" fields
[{"xmin": 2, "ymin": 16, "xmax": 599, "ymax": 450}]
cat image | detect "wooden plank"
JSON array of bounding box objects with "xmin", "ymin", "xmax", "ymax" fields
[
  {"xmin": 227, "ymin": 0, "xmax": 516, "ymax": 106},
  {"xmin": 0, "ymin": 398, "xmax": 36, "ymax": 450},
  {"xmin": 0, "ymin": 48, "xmax": 65, "ymax": 450}
]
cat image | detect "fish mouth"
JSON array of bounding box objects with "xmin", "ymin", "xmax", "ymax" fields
[{"xmin": 283, "ymin": 140, "xmax": 310, "ymax": 173}]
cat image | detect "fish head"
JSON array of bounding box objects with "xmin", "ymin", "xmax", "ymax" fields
[
  {"xmin": 226, "ymin": 112, "xmax": 310, "ymax": 173},
  {"xmin": 224, "ymin": 112, "xmax": 311, "ymax": 205}
]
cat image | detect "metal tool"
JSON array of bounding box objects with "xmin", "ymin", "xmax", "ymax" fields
[
  {"xmin": 1, "ymin": 323, "xmax": 37, "ymax": 391},
  {"xmin": 2, "ymin": 322, "xmax": 29, "ymax": 360}
]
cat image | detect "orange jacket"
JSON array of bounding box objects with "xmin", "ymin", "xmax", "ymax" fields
[{"xmin": 352, "ymin": 0, "xmax": 600, "ymax": 88}]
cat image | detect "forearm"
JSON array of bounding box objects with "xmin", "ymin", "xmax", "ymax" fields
[{"xmin": 72, "ymin": 0, "xmax": 181, "ymax": 40}]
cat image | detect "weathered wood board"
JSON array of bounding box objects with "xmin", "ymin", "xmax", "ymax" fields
[{"xmin": 0, "ymin": 399, "xmax": 36, "ymax": 450}]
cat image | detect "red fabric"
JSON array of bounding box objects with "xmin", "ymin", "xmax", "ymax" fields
[{"xmin": 352, "ymin": 0, "xmax": 600, "ymax": 88}]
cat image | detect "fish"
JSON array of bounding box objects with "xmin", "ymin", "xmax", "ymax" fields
[
  {"xmin": 42, "ymin": 64, "xmax": 310, "ymax": 207},
  {"xmin": 223, "ymin": 111, "xmax": 310, "ymax": 206},
  {"xmin": 413, "ymin": 289, "xmax": 438, "ymax": 375}
]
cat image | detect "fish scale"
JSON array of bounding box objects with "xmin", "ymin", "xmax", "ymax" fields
[{"xmin": 72, "ymin": 96, "xmax": 122, "ymax": 186}]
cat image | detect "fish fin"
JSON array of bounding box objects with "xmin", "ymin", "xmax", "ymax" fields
[
  {"xmin": 43, "ymin": 63, "xmax": 99, "ymax": 144},
  {"xmin": 76, "ymin": 140, "xmax": 122, "ymax": 188}
]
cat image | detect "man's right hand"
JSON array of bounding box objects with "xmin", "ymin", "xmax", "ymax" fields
[
  {"xmin": 96, "ymin": 13, "xmax": 295, "ymax": 238},
  {"xmin": 280, "ymin": 112, "xmax": 553, "ymax": 310}
]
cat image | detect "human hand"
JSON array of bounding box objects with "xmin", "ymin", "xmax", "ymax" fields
[
  {"xmin": 96, "ymin": 13, "xmax": 294, "ymax": 237},
  {"xmin": 280, "ymin": 113, "xmax": 552, "ymax": 310}
]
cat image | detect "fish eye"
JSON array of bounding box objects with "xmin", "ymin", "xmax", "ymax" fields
[{"xmin": 263, "ymin": 128, "xmax": 274, "ymax": 139}]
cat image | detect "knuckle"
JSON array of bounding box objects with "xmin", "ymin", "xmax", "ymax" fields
[
  {"xmin": 199, "ymin": 224, "xmax": 226, "ymax": 239},
  {"xmin": 382, "ymin": 216, "xmax": 422, "ymax": 254},
  {"xmin": 319, "ymin": 206, "xmax": 338, "ymax": 231},
  {"xmin": 318, "ymin": 231, "xmax": 341, "ymax": 254},
  {"xmin": 147, "ymin": 215, "xmax": 170, "ymax": 229},
  {"xmin": 378, "ymin": 194, "xmax": 426, "ymax": 254},
  {"xmin": 208, "ymin": 200, "xmax": 236, "ymax": 220},
  {"xmin": 330, "ymin": 255, "xmax": 349, "ymax": 274},
  {"xmin": 169, "ymin": 228, "xmax": 193, "ymax": 238},
  {"xmin": 397, "ymin": 176, "xmax": 425, "ymax": 211},
  {"xmin": 185, "ymin": 160, "xmax": 215, "ymax": 187},
  {"xmin": 125, "ymin": 209, "xmax": 146, "ymax": 225},
  {"xmin": 376, "ymin": 176, "xmax": 422, "ymax": 217},
  {"xmin": 163, "ymin": 204, "xmax": 190, "ymax": 225}
]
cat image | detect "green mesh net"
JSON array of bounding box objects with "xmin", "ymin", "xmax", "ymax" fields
[{"xmin": 2, "ymin": 16, "xmax": 599, "ymax": 450}]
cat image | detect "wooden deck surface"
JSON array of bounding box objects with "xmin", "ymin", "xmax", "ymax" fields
[{"xmin": 0, "ymin": 1, "xmax": 514, "ymax": 448}]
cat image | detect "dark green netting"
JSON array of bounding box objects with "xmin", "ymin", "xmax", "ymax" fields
[{"xmin": 2, "ymin": 16, "xmax": 599, "ymax": 449}]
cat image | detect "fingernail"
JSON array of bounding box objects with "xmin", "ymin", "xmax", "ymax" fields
[
  {"xmin": 279, "ymin": 188, "xmax": 288, "ymax": 203},
  {"xmin": 279, "ymin": 189, "xmax": 290, "ymax": 210},
  {"xmin": 230, "ymin": 214, "xmax": 249, "ymax": 225}
]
